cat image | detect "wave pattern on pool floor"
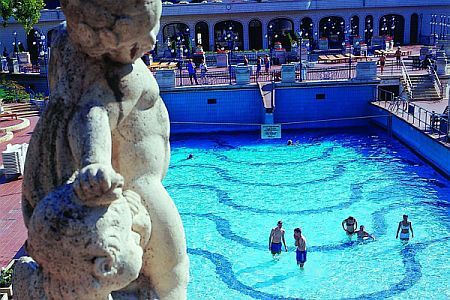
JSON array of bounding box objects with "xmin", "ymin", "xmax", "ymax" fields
[{"xmin": 165, "ymin": 129, "xmax": 450, "ymax": 300}]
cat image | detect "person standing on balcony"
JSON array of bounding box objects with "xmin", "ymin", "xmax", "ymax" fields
[{"xmin": 187, "ymin": 59, "xmax": 198, "ymax": 85}]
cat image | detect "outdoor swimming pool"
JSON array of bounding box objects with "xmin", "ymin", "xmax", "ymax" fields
[{"xmin": 164, "ymin": 126, "xmax": 450, "ymax": 300}]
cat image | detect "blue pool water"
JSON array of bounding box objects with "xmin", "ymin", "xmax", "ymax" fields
[{"xmin": 164, "ymin": 127, "xmax": 450, "ymax": 300}]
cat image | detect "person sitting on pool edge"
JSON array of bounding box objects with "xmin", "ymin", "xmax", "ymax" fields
[
  {"xmin": 396, "ymin": 214, "xmax": 414, "ymax": 241},
  {"xmin": 342, "ymin": 216, "xmax": 358, "ymax": 234},
  {"xmin": 269, "ymin": 220, "xmax": 288, "ymax": 257},
  {"xmin": 294, "ymin": 228, "xmax": 307, "ymax": 268},
  {"xmin": 355, "ymin": 225, "xmax": 375, "ymax": 240}
]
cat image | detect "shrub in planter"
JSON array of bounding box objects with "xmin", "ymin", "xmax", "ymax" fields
[
  {"xmin": 0, "ymin": 76, "xmax": 28, "ymax": 103},
  {"xmin": 0, "ymin": 267, "xmax": 13, "ymax": 297},
  {"xmin": 0, "ymin": 268, "xmax": 12, "ymax": 288}
]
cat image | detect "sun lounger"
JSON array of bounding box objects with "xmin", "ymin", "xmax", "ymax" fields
[
  {"xmin": 334, "ymin": 54, "xmax": 349, "ymax": 63},
  {"xmin": 318, "ymin": 55, "xmax": 329, "ymax": 63}
]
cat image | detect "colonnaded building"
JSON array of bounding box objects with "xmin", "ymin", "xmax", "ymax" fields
[{"xmin": 0, "ymin": 0, "xmax": 450, "ymax": 57}]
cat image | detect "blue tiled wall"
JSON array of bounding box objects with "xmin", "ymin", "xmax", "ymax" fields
[
  {"xmin": 161, "ymin": 87, "xmax": 263, "ymax": 133},
  {"xmin": 370, "ymin": 105, "xmax": 450, "ymax": 177},
  {"xmin": 161, "ymin": 83, "xmax": 378, "ymax": 133},
  {"xmin": 274, "ymin": 84, "xmax": 377, "ymax": 129}
]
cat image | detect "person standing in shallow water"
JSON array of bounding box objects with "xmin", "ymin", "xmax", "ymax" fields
[
  {"xmin": 294, "ymin": 228, "xmax": 307, "ymax": 268},
  {"xmin": 342, "ymin": 216, "xmax": 357, "ymax": 234},
  {"xmin": 269, "ymin": 220, "xmax": 287, "ymax": 257},
  {"xmin": 396, "ymin": 214, "xmax": 414, "ymax": 241}
]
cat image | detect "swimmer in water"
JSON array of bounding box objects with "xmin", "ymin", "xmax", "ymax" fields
[
  {"xmin": 355, "ymin": 225, "xmax": 375, "ymax": 240},
  {"xmin": 287, "ymin": 140, "xmax": 293, "ymax": 146},
  {"xmin": 187, "ymin": 154, "xmax": 194, "ymax": 160}
]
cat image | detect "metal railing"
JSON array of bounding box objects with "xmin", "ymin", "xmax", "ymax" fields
[
  {"xmin": 427, "ymin": 65, "xmax": 443, "ymax": 99},
  {"xmin": 170, "ymin": 64, "xmax": 358, "ymax": 86},
  {"xmin": 401, "ymin": 60, "xmax": 413, "ymax": 100},
  {"xmin": 303, "ymin": 66, "xmax": 355, "ymax": 81},
  {"xmin": 375, "ymin": 97, "xmax": 449, "ymax": 143}
]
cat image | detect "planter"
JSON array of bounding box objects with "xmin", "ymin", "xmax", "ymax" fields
[{"xmin": 0, "ymin": 260, "xmax": 14, "ymax": 299}]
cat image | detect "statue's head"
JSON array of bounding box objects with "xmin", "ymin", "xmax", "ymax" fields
[
  {"xmin": 60, "ymin": 0, "xmax": 161, "ymax": 63},
  {"xmin": 27, "ymin": 184, "xmax": 151, "ymax": 298}
]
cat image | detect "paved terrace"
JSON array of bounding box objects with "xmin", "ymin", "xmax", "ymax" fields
[
  {"xmin": 150, "ymin": 45, "xmax": 429, "ymax": 86},
  {"xmin": 0, "ymin": 117, "xmax": 37, "ymax": 268}
]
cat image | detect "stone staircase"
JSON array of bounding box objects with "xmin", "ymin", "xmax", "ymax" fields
[
  {"xmin": 402, "ymin": 74, "xmax": 442, "ymax": 101},
  {"xmin": 3, "ymin": 102, "xmax": 41, "ymax": 118}
]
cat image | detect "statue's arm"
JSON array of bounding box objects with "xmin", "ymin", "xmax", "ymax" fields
[{"xmin": 68, "ymin": 99, "xmax": 124, "ymax": 204}]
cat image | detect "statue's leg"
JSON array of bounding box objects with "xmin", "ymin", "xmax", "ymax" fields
[{"xmin": 129, "ymin": 177, "xmax": 189, "ymax": 300}]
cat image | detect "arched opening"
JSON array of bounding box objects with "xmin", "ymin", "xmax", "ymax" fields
[
  {"xmin": 267, "ymin": 18, "xmax": 295, "ymax": 51},
  {"xmin": 214, "ymin": 21, "xmax": 244, "ymax": 51},
  {"xmin": 249, "ymin": 19, "xmax": 263, "ymax": 50},
  {"xmin": 350, "ymin": 16, "xmax": 359, "ymax": 37},
  {"xmin": 364, "ymin": 15, "xmax": 374, "ymax": 44},
  {"xmin": 26, "ymin": 28, "xmax": 42, "ymax": 66},
  {"xmin": 300, "ymin": 17, "xmax": 314, "ymax": 46},
  {"xmin": 410, "ymin": 13, "xmax": 419, "ymax": 45},
  {"xmin": 319, "ymin": 16, "xmax": 345, "ymax": 48},
  {"xmin": 195, "ymin": 22, "xmax": 209, "ymax": 51},
  {"xmin": 163, "ymin": 23, "xmax": 191, "ymax": 57},
  {"xmin": 44, "ymin": 0, "xmax": 60, "ymax": 9},
  {"xmin": 379, "ymin": 14, "xmax": 405, "ymax": 45}
]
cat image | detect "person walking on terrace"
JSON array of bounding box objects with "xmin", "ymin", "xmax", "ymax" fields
[
  {"xmin": 269, "ymin": 220, "xmax": 288, "ymax": 257},
  {"xmin": 379, "ymin": 53, "xmax": 386, "ymax": 74},
  {"xmin": 199, "ymin": 59, "xmax": 208, "ymax": 85},
  {"xmin": 395, "ymin": 47, "xmax": 402, "ymax": 69},
  {"xmin": 256, "ymin": 56, "xmax": 262, "ymax": 81},
  {"xmin": 243, "ymin": 55, "xmax": 249, "ymax": 66},
  {"xmin": 264, "ymin": 55, "xmax": 271, "ymax": 74},
  {"xmin": 187, "ymin": 59, "xmax": 198, "ymax": 85},
  {"xmin": 396, "ymin": 214, "xmax": 414, "ymax": 241}
]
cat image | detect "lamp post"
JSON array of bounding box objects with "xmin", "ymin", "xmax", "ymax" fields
[
  {"xmin": 343, "ymin": 41, "xmax": 353, "ymax": 80},
  {"xmin": 12, "ymin": 31, "xmax": 18, "ymax": 60},
  {"xmin": 297, "ymin": 31, "xmax": 309, "ymax": 82},
  {"xmin": 391, "ymin": 16, "xmax": 396, "ymax": 45},
  {"xmin": 265, "ymin": 24, "xmax": 274, "ymax": 63},
  {"xmin": 223, "ymin": 25, "xmax": 238, "ymax": 85}
]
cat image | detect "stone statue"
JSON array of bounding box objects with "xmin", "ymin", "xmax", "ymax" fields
[{"xmin": 14, "ymin": 0, "xmax": 189, "ymax": 299}]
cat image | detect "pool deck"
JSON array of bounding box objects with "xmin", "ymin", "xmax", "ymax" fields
[{"xmin": 0, "ymin": 117, "xmax": 37, "ymax": 268}]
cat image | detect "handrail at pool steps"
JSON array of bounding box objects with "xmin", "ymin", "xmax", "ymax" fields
[
  {"xmin": 401, "ymin": 60, "xmax": 413, "ymax": 101},
  {"xmin": 375, "ymin": 97, "xmax": 449, "ymax": 144},
  {"xmin": 427, "ymin": 65, "xmax": 443, "ymax": 99}
]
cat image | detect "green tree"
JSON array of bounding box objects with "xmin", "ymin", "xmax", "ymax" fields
[
  {"xmin": 13, "ymin": 0, "xmax": 45, "ymax": 33},
  {"xmin": 0, "ymin": 0, "xmax": 14, "ymax": 27}
]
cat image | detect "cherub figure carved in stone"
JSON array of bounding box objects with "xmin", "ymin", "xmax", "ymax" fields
[{"xmin": 17, "ymin": 0, "xmax": 189, "ymax": 299}]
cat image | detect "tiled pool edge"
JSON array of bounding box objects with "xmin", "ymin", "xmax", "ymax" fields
[{"xmin": 370, "ymin": 105, "xmax": 450, "ymax": 178}]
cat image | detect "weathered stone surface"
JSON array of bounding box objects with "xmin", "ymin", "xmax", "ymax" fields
[{"xmin": 14, "ymin": 0, "xmax": 189, "ymax": 299}]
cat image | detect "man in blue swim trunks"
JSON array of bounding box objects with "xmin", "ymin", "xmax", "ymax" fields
[
  {"xmin": 269, "ymin": 220, "xmax": 287, "ymax": 257},
  {"xmin": 294, "ymin": 228, "xmax": 307, "ymax": 268}
]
